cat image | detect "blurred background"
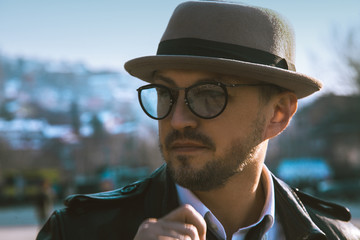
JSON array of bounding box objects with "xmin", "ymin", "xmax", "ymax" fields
[{"xmin": 0, "ymin": 0, "xmax": 359, "ymax": 239}]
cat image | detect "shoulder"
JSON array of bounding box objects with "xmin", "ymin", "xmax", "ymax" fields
[
  {"xmin": 294, "ymin": 188, "xmax": 360, "ymax": 239},
  {"xmin": 292, "ymin": 188, "xmax": 351, "ymax": 222},
  {"xmin": 64, "ymin": 164, "xmax": 168, "ymax": 211},
  {"xmin": 64, "ymin": 179, "xmax": 149, "ymax": 211},
  {"xmin": 36, "ymin": 165, "xmax": 175, "ymax": 240},
  {"xmin": 37, "ymin": 180, "xmax": 151, "ymax": 239},
  {"xmin": 273, "ymin": 174, "xmax": 351, "ymax": 221},
  {"xmin": 65, "ymin": 179, "xmax": 148, "ymax": 208},
  {"xmin": 274, "ymin": 175, "xmax": 360, "ymax": 238}
]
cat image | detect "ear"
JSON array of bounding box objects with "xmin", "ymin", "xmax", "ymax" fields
[{"xmin": 264, "ymin": 92, "xmax": 298, "ymax": 140}]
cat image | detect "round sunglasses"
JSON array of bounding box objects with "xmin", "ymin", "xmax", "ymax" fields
[{"xmin": 137, "ymin": 81, "xmax": 271, "ymax": 120}]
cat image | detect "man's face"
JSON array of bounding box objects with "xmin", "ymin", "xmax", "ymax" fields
[{"xmin": 156, "ymin": 69, "xmax": 269, "ymax": 191}]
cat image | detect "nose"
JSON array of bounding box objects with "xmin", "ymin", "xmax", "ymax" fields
[{"xmin": 170, "ymin": 91, "xmax": 198, "ymax": 130}]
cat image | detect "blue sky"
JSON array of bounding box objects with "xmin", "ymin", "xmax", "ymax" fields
[{"xmin": 0, "ymin": 0, "xmax": 359, "ymax": 97}]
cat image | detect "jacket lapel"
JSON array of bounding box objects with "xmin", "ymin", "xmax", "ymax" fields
[
  {"xmin": 273, "ymin": 175, "xmax": 327, "ymax": 240},
  {"xmin": 144, "ymin": 164, "xmax": 180, "ymax": 218}
]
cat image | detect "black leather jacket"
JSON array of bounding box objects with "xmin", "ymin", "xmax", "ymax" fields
[{"xmin": 37, "ymin": 164, "xmax": 360, "ymax": 240}]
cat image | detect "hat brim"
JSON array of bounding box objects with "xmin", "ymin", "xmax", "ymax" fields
[{"xmin": 125, "ymin": 55, "xmax": 322, "ymax": 99}]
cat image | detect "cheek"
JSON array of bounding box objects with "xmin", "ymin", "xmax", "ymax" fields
[
  {"xmin": 210, "ymin": 109, "xmax": 261, "ymax": 144},
  {"xmin": 214, "ymin": 110, "xmax": 252, "ymax": 132},
  {"xmin": 158, "ymin": 121, "xmax": 170, "ymax": 146}
]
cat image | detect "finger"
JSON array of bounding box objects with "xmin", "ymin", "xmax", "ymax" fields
[
  {"xmin": 135, "ymin": 218, "xmax": 194, "ymax": 240},
  {"xmin": 159, "ymin": 220, "xmax": 200, "ymax": 240},
  {"xmin": 158, "ymin": 236, "xmax": 190, "ymax": 240},
  {"xmin": 162, "ymin": 204, "xmax": 207, "ymax": 240},
  {"xmin": 134, "ymin": 218, "xmax": 160, "ymax": 240}
]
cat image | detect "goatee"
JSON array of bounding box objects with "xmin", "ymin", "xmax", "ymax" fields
[{"xmin": 161, "ymin": 116, "xmax": 265, "ymax": 191}]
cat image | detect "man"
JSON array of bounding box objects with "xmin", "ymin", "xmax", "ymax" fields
[{"xmin": 37, "ymin": 1, "xmax": 360, "ymax": 239}]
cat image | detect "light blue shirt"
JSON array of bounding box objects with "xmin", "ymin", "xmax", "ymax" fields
[{"xmin": 176, "ymin": 165, "xmax": 284, "ymax": 240}]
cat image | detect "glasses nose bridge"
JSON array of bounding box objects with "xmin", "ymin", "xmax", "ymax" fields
[
  {"xmin": 168, "ymin": 86, "xmax": 199, "ymax": 129},
  {"xmin": 170, "ymin": 86, "xmax": 190, "ymax": 106},
  {"xmin": 166, "ymin": 86, "xmax": 194, "ymax": 121}
]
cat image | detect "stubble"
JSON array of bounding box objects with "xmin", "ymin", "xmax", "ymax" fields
[{"xmin": 161, "ymin": 115, "xmax": 266, "ymax": 192}]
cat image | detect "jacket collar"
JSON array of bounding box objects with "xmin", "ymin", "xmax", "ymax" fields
[
  {"xmin": 272, "ymin": 174, "xmax": 327, "ymax": 240},
  {"xmin": 142, "ymin": 165, "xmax": 327, "ymax": 239}
]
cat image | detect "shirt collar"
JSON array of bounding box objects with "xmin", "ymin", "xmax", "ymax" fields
[{"xmin": 176, "ymin": 165, "xmax": 275, "ymax": 239}]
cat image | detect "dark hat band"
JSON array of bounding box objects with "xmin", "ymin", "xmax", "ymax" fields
[{"xmin": 157, "ymin": 38, "xmax": 296, "ymax": 71}]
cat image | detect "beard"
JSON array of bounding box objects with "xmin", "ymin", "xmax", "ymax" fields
[{"xmin": 161, "ymin": 115, "xmax": 266, "ymax": 192}]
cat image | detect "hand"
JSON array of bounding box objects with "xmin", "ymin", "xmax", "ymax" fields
[{"xmin": 134, "ymin": 204, "xmax": 207, "ymax": 240}]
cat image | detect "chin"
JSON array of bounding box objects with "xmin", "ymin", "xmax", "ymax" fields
[
  {"xmin": 172, "ymin": 154, "xmax": 208, "ymax": 170},
  {"xmin": 166, "ymin": 155, "xmax": 233, "ymax": 192}
]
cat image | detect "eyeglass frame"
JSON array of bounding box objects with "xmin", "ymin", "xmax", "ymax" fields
[{"xmin": 136, "ymin": 81, "xmax": 274, "ymax": 120}]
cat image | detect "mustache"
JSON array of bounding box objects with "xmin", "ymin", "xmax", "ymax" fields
[{"xmin": 164, "ymin": 128, "xmax": 216, "ymax": 150}]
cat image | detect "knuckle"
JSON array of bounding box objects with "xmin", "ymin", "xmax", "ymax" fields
[
  {"xmin": 181, "ymin": 236, "xmax": 192, "ymax": 240},
  {"xmin": 139, "ymin": 218, "xmax": 157, "ymax": 230},
  {"xmin": 135, "ymin": 218, "xmax": 159, "ymax": 239},
  {"xmin": 184, "ymin": 224, "xmax": 199, "ymax": 238},
  {"xmin": 182, "ymin": 204, "xmax": 196, "ymax": 213},
  {"xmin": 144, "ymin": 218, "xmax": 158, "ymax": 224}
]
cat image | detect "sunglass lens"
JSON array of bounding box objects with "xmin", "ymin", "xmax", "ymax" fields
[
  {"xmin": 187, "ymin": 84, "xmax": 226, "ymax": 118},
  {"xmin": 139, "ymin": 86, "xmax": 171, "ymax": 119}
]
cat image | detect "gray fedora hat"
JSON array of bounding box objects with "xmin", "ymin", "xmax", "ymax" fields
[{"xmin": 125, "ymin": 1, "xmax": 323, "ymax": 98}]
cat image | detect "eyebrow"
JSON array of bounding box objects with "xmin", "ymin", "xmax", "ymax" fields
[{"xmin": 153, "ymin": 75, "xmax": 176, "ymax": 85}]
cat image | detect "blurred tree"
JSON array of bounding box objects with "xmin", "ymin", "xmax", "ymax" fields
[
  {"xmin": 0, "ymin": 53, "xmax": 4, "ymax": 103},
  {"xmin": 16, "ymin": 58, "xmax": 26, "ymax": 78},
  {"xmin": 315, "ymin": 22, "xmax": 360, "ymax": 178},
  {"xmin": 332, "ymin": 23, "xmax": 360, "ymax": 94},
  {"xmin": 90, "ymin": 114, "xmax": 105, "ymax": 139},
  {"xmin": 70, "ymin": 101, "xmax": 80, "ymax": 135},
  {"xmin": 0, "ymin": 100, "xmax": 15, "ymax": 120}
]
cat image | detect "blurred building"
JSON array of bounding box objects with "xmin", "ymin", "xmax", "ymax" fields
[{"xmin": 268, "ymin": 94, "xmax": 360, "ymax": 181}]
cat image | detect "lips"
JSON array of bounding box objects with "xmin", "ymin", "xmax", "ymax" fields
[{"xmin": 169, "ymin": 141, "xmax": 209, "ymax": 153}]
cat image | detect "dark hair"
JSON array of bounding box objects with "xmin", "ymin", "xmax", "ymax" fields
[{"xmin": 258, "ymin": 84, "xmax": 289, "ymax": 103}]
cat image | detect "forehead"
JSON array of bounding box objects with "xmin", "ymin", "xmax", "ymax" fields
[{"xmin": 153, "ymin": 69, "xmax": 246, "ymax": 86}]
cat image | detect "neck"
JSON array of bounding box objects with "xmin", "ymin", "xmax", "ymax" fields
[{"xmin": 193, "ymin": 157, "xmax": 266, "ymax": 237}]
